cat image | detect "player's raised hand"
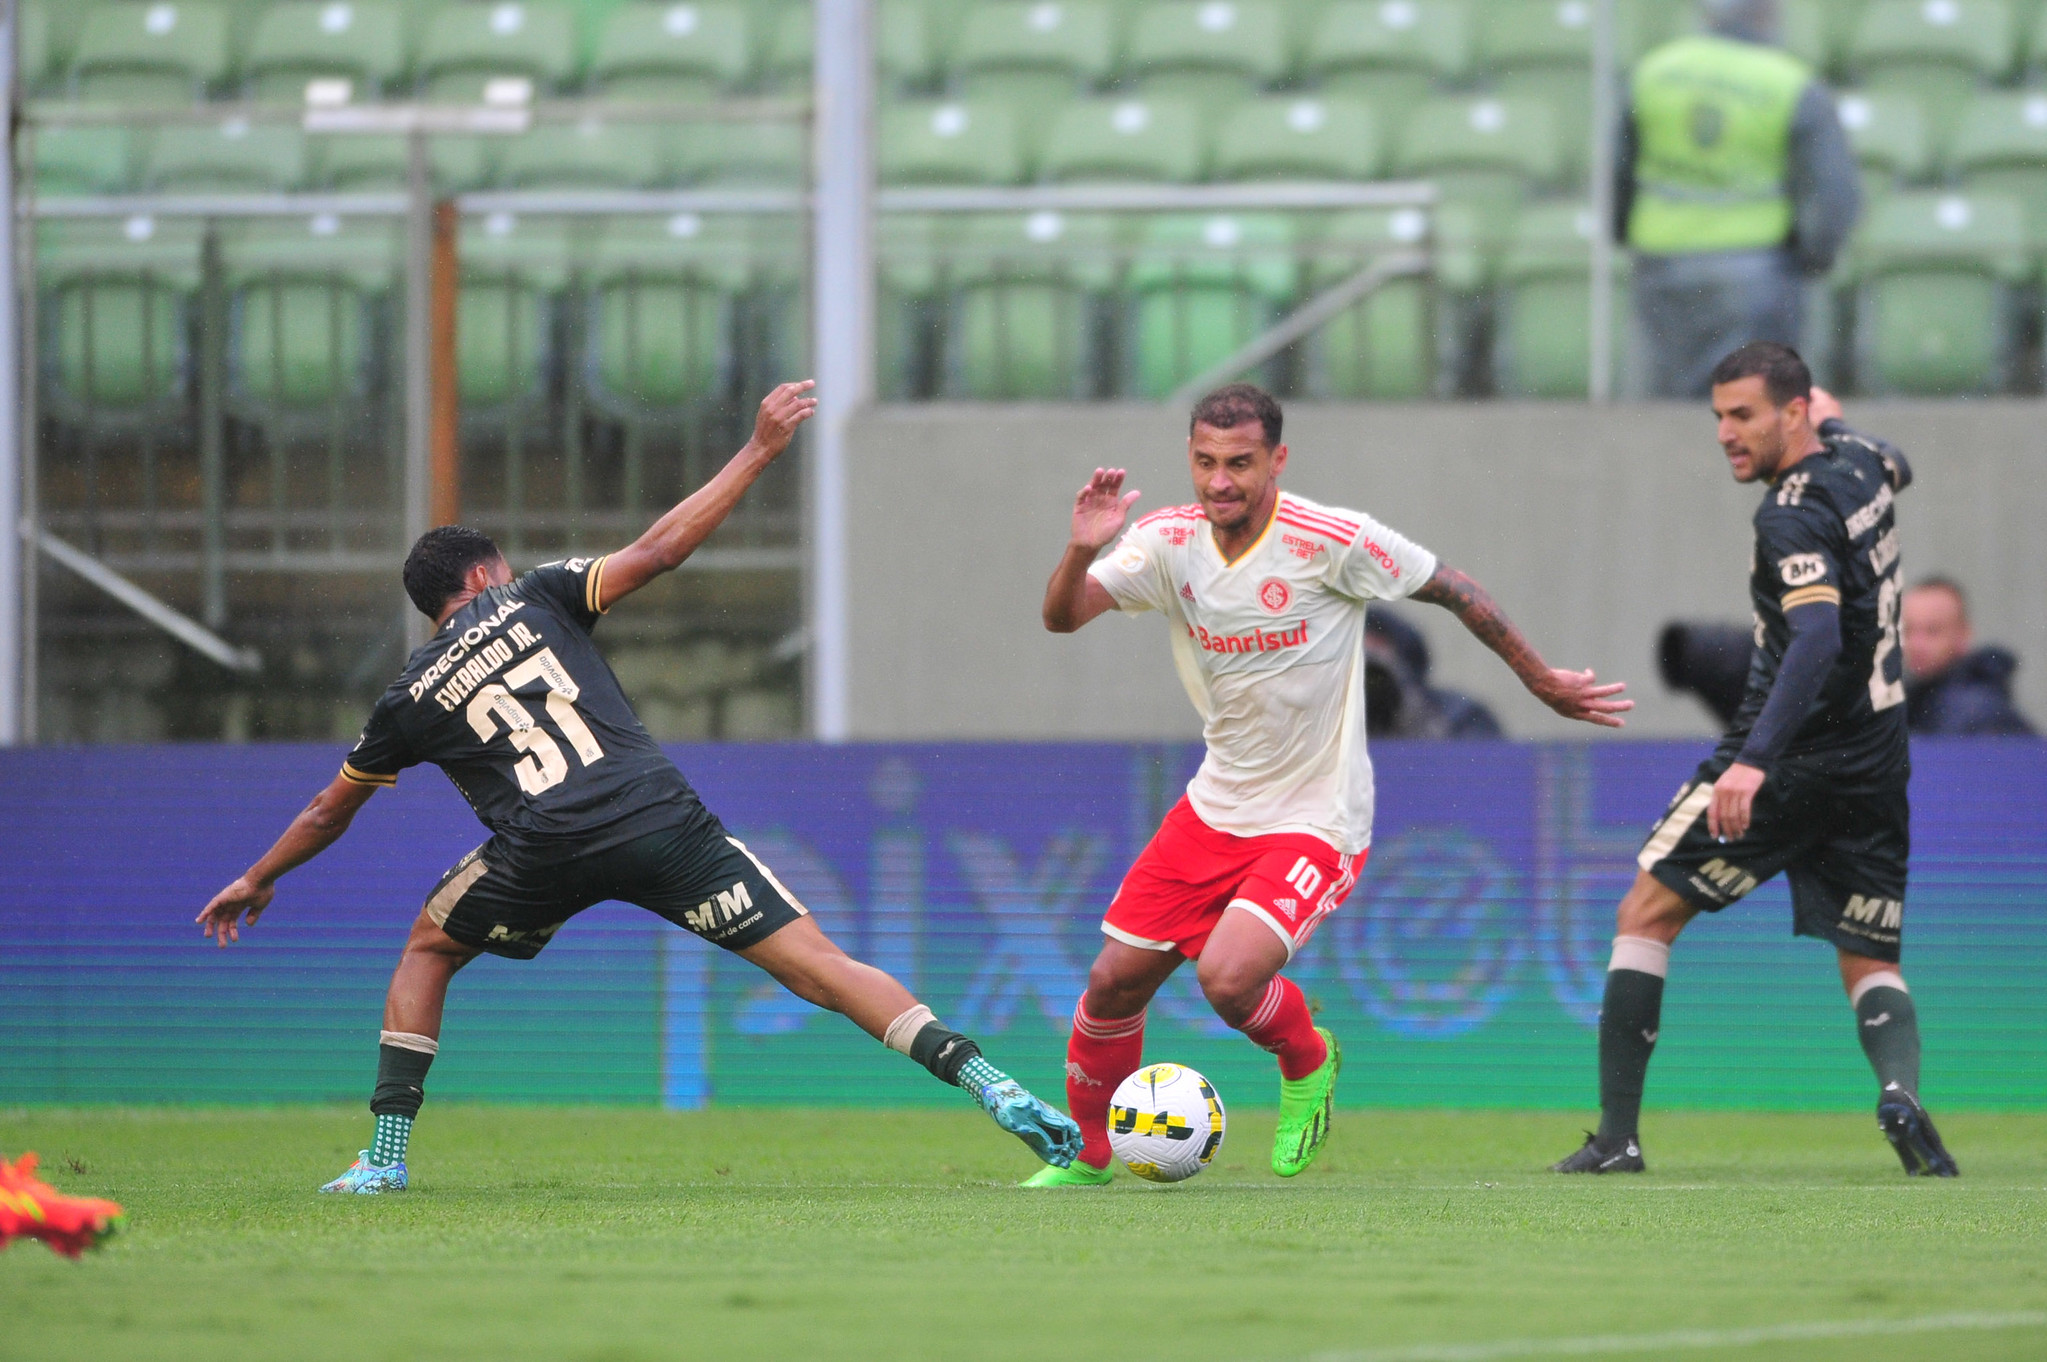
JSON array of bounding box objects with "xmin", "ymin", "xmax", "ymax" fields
[
  {"xmin": 196, "ymin": 876, "xmax": 276, "ymax": 949},
  {"xmin": 1071, "ymin": 468, "xmax": 1140, "ymax": 551},
  {"xmin": 749, "ymin": 380, "xmax": 818, "ymax": 460},
  {"xmin": 1536, "ymin": 668, "xmax": 1634, "ymax": 728},
  {"xmin": 1807, "ymin": 386, "xmax": 1844, "ymax": 426}
]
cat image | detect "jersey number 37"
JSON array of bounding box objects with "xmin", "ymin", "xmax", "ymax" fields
[{"xmin": 464, "ymin": 647, "xmax": 607, "ymax": 795}]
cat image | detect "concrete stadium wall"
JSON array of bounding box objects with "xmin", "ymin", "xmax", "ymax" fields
[{"xmin": 844, "ymin": 401, "xmax": 2047, "ymax": 741}]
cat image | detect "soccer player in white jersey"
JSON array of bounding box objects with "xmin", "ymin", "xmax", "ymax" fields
[{"xmin": 1028, "ymin": 384, "xmax": 1633, "ymax": 1185}]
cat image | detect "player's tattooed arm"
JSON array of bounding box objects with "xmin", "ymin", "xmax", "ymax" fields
[
  {"xmin": 196, "ymin": 774, "xmax": 379, "ymax": 948},
  {"xmin": 600, "ymin": 380, "xmax": 818, "ymax": 608},
  {"xmin": 1412, "ymin": 563, "xmax": 1633, "ymax": 728},
  {"xmin": 1044, "ymin": 467, "xmax": 1138, "ymax": 632}
]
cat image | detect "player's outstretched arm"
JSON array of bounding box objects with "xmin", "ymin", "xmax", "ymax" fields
[
  {"xmin": 1044, "ymin": 467, "xmax": 1139, "ymax": 632},
  {"xmin": 597, "ymin": 380, "xmax": 818, "ymax": 610},
  {"xmin": 195, "ymin": 774, "xmax": 378, "ymax": 948},
  {"xmin": 1411, "ymin": 563, "xmax": 1633, "ymax": 728}
]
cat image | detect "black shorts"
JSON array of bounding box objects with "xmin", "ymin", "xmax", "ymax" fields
[
  {"xmin": 1637, "ymin": 757, "xmax": 1911, "ymax": 962},
  {"xmin": 422, "ymin": 822, "xmax": 808, "ymax": 961}
]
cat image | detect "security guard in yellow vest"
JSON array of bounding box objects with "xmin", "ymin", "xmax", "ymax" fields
[{"xmin": 1616, "ymin": 0, "xmax": 1860, "ymax": 396}]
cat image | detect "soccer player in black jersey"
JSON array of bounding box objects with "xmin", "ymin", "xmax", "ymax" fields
[
  {"xmin": 1551, "ymin": 342, "xmax": 1958, "ymax": 1178},
  {"xmin": 196, "ymin": 381, "xmax": 1082, "ymax": 1192}
]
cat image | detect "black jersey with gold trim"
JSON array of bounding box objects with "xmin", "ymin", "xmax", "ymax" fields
[
  {"xmin": 1713, "ymin": 423, "xmax": 1913, "ymax": 788},
  {"xmin": 341, "ymin": 555, "xmax": 708, "ymax": 859}
]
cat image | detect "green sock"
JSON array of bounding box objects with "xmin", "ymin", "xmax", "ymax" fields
[
  {"xmin": 1855, "ymin": 984, "xmax": 1921, "ymax": 1094},
  {"xmin": 1597, "ymin": 969, "xmax": 1665, "ymax": 1146},
  {"xmin": 370, "ymin": 1113, "xmax": 411, "ymax": 1167}
]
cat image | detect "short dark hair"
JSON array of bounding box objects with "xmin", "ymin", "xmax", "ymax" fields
[
  {"xmin": 403, "ymin": 525, "xmax": 503, "ymax": 619},
  {"xmin": 1909, "ymin": 575, "xmax": 1969, "ymax": 614},
  {"xmin": 1709, "ymin": 341, "xmax": 1812, "ymax": 407},
  {"xmin": 1190, "ymin": 382, "xmax": 1283, "ymax": 448}
]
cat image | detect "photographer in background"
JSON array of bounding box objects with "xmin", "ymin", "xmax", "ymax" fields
[
  {"xmin": 1365, "ymin": 607, "xmax": 1503, "ymax": 739},
  {"xmin": 1901, "ymin": 578, "xmax": 2034, "ymax": 736}
]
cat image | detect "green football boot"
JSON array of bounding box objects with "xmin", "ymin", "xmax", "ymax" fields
[
  {"xmin": 1272, "ymin": 1027, "xmax": 1342, "ymax": 1177},
  {"xmin": 1019, "ymin": 1159, "xmax": 1114, "ymax": 1188}
]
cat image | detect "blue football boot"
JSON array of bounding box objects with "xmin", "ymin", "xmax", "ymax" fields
[
  {"xmin": 976, "ymin": 1078, "xmax": 1084, "ymax": 1168},
  {"xmin": 319, "ymin": 1151, "xmax": 408, "ymax": 1194}
]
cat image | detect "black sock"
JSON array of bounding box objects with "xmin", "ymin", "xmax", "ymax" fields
[
  {"xmin": 1855, "ymin": 984, "xmax": 1921, "ymax": 1094},
  {"xmin": 907, "ymin": 1022, "xmax": 981, "ymax": 1085},
  {"xmin": 1597, "ymin": 969, "xmax": 1664, "ymax": 1146},
  {"xmin": 371, "ymin": 1043, "xmax": 435, "ymax": 1119}
]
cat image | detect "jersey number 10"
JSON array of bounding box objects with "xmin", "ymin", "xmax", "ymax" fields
[{"xmin": 464, "ymin": 647, "xmax": 608, "ymax": 795}]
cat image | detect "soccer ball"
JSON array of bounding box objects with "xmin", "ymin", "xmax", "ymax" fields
[{"xmin": 1107, "ymin": 1063, "xmax": 1226, "ymax": 1183}]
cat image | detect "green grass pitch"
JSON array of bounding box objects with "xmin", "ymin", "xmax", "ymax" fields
[{"xmin": 4, "ymin": 1107, "xmax": 2045, "ymax": 1362}]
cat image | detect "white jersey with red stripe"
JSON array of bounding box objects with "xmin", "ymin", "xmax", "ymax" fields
[{"xmin": 1088, "ymin": 490, "xmax": 1438, "ymax": 854}]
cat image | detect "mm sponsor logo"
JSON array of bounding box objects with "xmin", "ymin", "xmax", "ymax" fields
[
  {"xmin": 1256, "ymin": 578, "xmax": 1292, "ymax": 614},
  {"xmin": 682, "ymin": 881, "xmax": 754, "ymax": 933},
  {"xmin": 1698, "ymin": 857, "xmax": 1759, "ymax": 899},
  {"xmin": 1843, "ymin": 894, "xmax": 1903, "ymax": 930},
  {"xmin": 1779, "ymin": 553, "xmax": 1829, "ymax": 587},
  {"xmin": 1188, "ymin": 621, "xmax": 1308, "ymax": 654}
]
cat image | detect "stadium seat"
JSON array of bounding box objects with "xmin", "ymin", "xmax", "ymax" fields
[
  {"xmin": 240, "ymin": 0, "xmax": 408, "ymax": 102},
  {"xmin": 1850, "ymin": 190, "xmax": 2028, "ymax": 394},
  {"xmin": 39, "ymin": 216, "xmax": 201, "ymax": 414},
  {"xmin": 1490, "ymin": 202, "xmax": 1627, "ymax": 398},
  {"xmin": 949, "ymin": 1, "xmax": 1117, "ymax": 108},
  {"xmin": 1949, "ymin": 91, "xmax": 2047, "ymax": 243},
  {"xmin": 1302, "ymin": 0, "xmax": 1473, "ymax": 137},
  {"xmin": 1210, "ymin": 96, "xmax": 1382, "ymax": 180},
  {"xmin": 1297, "ymin": 205, "xmax": 1438, "ymax": 398},
  {"xmin": 1845, "ymin": 0, "xmax": 2015, "ymax": 140},
  {"xmin": 879, "ymin": 100, "xmax": 1028, "ymax": 185},
  {"xmin": 876, "ymin": 211, "xmax": 945, "ymax": 397},
  {"xmin": 313, "ymin": 133, "xmax": 495, "ymax": 192},
  {"xmin": 1123, "ymin": 0, "xmax": 1290, "ymax": 104},
  {"xmin": 674, "ymin": 119, "xmax": 810, "ymax": 186},
  {"xmin": 1039, "ymin": 97, "xmax": 1206, "ymax": 181},
  {"xmin": 224, "ymin": 214, "xmax": 399, "ymax": 409},
  {"xmin": 31, "ymin": 126, "xmax": 135, "ymax": 195},
  {"xmin": 144, "ymin": 119, "xmax": 307, "ymax": 192},
  {"xmin": 495, "ymin": 121, "xmax": 677, "ymax": 189},
  {"xmin": 414, "ymin": 1, "xmax": 579, "ymax": 104},
  {"xmin": 1391, "ymin": 96, "xmax": 1562, "ymax": 242},
  {"xmin": 1778, "ymin": 0, "xmax": 1836, "ymax": 71},
  {"xmin": 68, "ymin": 1, "xmax": 230, "ymax": 104},
  {"xmin": 763, "ymin": 0, "xmax": 934, "ymax": 95},
  {"xmin": 940, "ymin": 210, "xmax": 1121, "ymax": 398},
  {"xmin": 588, "ymin": 2, "xmax": 753, "ymax": 103},
  {"xmin": 583, "ymin": 214, "xmax": 750, "ymax": 413},
  {"xmin": 20, "ymin": 2, "xmax": 54, "ymax": 95},
  {"xmin": 1122, "ymin": 212, "xmax": 1296, "ymax": 397},
  {"xmin": 459, "ymin": 212, "xmax": 573, "ymax": 408},
  {"xmin": 1476, "ymin": 0, "xmax": 1646, "ymax": 177},
  {"xmin": 1833, "ymin": 90, "xmax": 1932, "ymax": 202}
]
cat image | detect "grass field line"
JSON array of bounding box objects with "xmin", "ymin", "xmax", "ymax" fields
[{"xmin": 1300, "ymin": 1310, "xmax": 2047, "ymax": 1361}]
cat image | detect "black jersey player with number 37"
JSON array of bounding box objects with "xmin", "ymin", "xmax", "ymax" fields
[
  {"xmin": 196, "ymin": 382, "xmax": 1081, "ymax": 1193},
  {"xmin": 1552, "ymin": 342, "xmax": 1958, "ymax": 1179}
]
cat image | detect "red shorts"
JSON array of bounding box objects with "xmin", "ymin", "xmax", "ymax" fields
[{"xmin": 1102, "ymin": 796, "xmax": 1365, "ymax": 961}]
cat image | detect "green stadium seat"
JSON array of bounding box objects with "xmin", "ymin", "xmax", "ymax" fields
[
  {"xmin": 763, "ymin": 0, "xmax": 934, "ymax": 95},
  {"xmin": 876, "ymin": 212, "xmax": 945, "ymax": 398},
  {"xmin": 1211, "ymin": 96, "xmax": 1382, "ymax": 179},
  {"xmin": 313, "ymin": 133, "xmax": 495, "ymax": 192},
  {"xmin": 1392, "ymin": 95, "xmax": 1562, "ymax": 241},
  {"xmin": 495, "ymin": 121, "xmax": 677, "ymax": 189},
  {"xmin": 144, "ymin": 119, "xmax": 307, "ymax": 192},
  {"xmin": 415, "ymin": 1, "xmax": 579, "ymax": 104},
  {"xmin": 589, "ymin": 2, "xmax": 753, "ymax": 102},
  {"xmin": 880, "ymin": 100, "xmax": 1028, "ymax": 185},
  {"xmin": 1124, "ymin": 0, "xmax": 1290, "ymax": 103},
  {"xmin": 1302, "ymin": 0, "xmax": 1473, "ymax": 136},
  {"xmin": 1476, "ymin": 0, "xmax": 1646, "ymax": 177},
  {"xmin": 224, "ymin": 214, "xmax": 399, "ymax": 409},
  {"xmin": 674, "ymin": 119, "xmax": 809, "ymax": 185},
  {"xmin": 1851, "ymin": 190, "xmax": 2028, "ymax": 393},
  {"xmin": 68, "ymin": 1, "xmax": 230, "ymax": 104},
  {"xmin": 20, "ymin": 2, "xmax": 54, "ymax": 94},
  {"xmin": 1039, "ymin": 97, "xmax": 1206, "ymax": 181},
  {"xmin": 583, "ymin": 214, "xmax": 751, "ymax": 413},
  {"xmin": 1833, "ymin": 90, "xmax": 1931, "ymax": 202},
  {"xmin": 39, "ymin": 216, "xmax": 201, "ymax": 414},
  {"xmin": 1490, "ymin": 201, "xmax": 1627, "ymax": 398},
  {"xmin": 1949, "ymin": 91, "xmax": 2047, "ymax": 242},
  {"xmin": 459, "ymin": 212, "xmax": 573, "ymax": 408},
  {"xmin": 1122, "ymin": 212, "xmax": 1296, "ymax": 397},
  {"xmin": 1845, "ymin": 0, "xmax": 2015, "ymax": 139},
  {"xmin": 1297, "ymin": 204, "xmax": 1438, "ymax": 398},
  {"xmin": 240, "ymin": 0, "xmax": 407, "ymax": 102},
  {"xmin": 940, "ymin": 210, "xmax": 1121, "ymax": 397},
  {"xmin": 31, "ymin": 126, "xmax": 135, "ymax": 195},
  {"xmin": 950, "ymin": 1, "xmax": 1117, "ymax": 108}
]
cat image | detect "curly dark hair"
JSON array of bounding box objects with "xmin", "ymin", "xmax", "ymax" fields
[
  {"xmin": 402, "ymin": 525, "xmax": 503, "ymax": 619},
  {"xmin": 1709, "ymin": 341, "xmax": 1812, "ymax": 407},
  {"xmin": 1189, "ymin": 382, "xmax": 1283, "ymax": 448}
]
